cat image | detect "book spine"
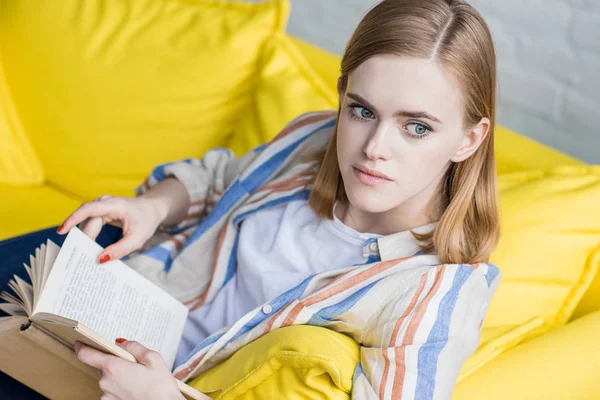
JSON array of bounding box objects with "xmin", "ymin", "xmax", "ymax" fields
[{"xmin": 0, "ymin": 317, "xmax": 103, "ymax": 399}]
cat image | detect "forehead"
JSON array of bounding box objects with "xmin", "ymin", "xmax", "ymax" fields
[{"xmin": 348, "ymin": 55, "xmax": 464, "ymax": 122}]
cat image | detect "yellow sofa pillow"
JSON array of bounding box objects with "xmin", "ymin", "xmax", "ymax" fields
[
  {"xmin": 0, "ymin": 60, "xmax": 44, "ymax": 185},
  {"xmin": 453, "ymin": 308, "xmax": 600, "ymax": 400},
  {"xmin": 186, "ymin": 319, "xmax": 546, "ymax": 399},
  {"xmin": 188, "ymin": 325, "xmax": 359, "ymax": 400},
  {"xmin": 0, "ymin": 0, "xmax": 288, "ymax": 199},
  {"xmin": 457, "ymin": 316, "xmax": 544, "ymax": 382},
  {"xmin": 487, "ymin": 166, "xmax": 600, "ymax": 332},
  {"xmin": 227, "ymin": 35, "xmax": 337, "ymax": 156},
  {"xmin": 494, "ymin": 125, "xmax": 583, "ymax": 174}
]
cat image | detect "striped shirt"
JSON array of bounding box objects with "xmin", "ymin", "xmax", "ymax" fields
[{"xmin": 125, "ymin": 110, "xmax": 502, "ymax": 399}]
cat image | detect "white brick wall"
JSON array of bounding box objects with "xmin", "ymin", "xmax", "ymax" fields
[{"xmin": 283, "ymin": 0, "xmax": 600, "ymax": 163}]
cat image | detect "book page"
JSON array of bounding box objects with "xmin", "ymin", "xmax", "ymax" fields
[
  {"xmin": 35, "ymin": 240, "xmax": 60, "ymax": 311},
  {"xmin": 33, "ymin": 227, "xmax": 188, "ymax": 370}
]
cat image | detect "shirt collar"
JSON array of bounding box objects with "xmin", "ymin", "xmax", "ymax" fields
[{"xmin": 370, "ymin": 221, "xmax": 438, "ymax": 261}]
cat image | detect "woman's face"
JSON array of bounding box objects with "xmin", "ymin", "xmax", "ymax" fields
[{"xmin": 336, "ymin": 55, "xmax": 489, "ymax": 227}]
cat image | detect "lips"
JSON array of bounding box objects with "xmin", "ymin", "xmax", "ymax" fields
[{"xmin": 354, "ymin": 165, "xmax": 393, "ymax": 181}]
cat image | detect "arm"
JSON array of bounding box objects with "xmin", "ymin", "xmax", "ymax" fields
[
  {"xmin": 353, "ymin": 264, "xmax": 501, "ymax": 399},
  {"xmin": 135, "ymin": 147, "xmax": 261, "ymax": 233},
  {"xmin": 134, "ymin": 110, "xmax": 331, "ymax": 233}
]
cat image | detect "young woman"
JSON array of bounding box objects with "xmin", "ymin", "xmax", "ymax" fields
[{"xmin": 0, "ymin": 0, "xmax": 502, "ymax": 398}]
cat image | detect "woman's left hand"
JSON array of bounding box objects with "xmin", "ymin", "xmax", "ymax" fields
[{"xmin": 74, "ymin": 338, "xmax": 183, "ymax": 400}]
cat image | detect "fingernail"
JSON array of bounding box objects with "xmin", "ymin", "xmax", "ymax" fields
[
  {"xmin": 115, "ymin": 337, "xmax": 126, "ymax": 344},
  {"xmin": 57, "ymin": 223, "xmax": 64, "ymax": 234},
  {"xmin": 99, "ymin": 254, "xmax": 111, "ymax": 264}
]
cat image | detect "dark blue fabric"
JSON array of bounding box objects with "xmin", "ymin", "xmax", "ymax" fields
[{"xmin": 0, "ymin": 224, "xmax": 123, "ymax": 398}]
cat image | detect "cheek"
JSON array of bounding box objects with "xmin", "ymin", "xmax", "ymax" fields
[
  {"xmin": 390, "ymin": 143, "xmax": 453, "ymax": 187},
  {"xmin": 336, "ymin": 119, "xmax": 363, "ymax": 161}
]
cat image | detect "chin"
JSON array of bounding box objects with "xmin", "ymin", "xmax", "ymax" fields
[{"xmin": 345, "ymin": 186, "xmax": 396, "ymax": 214}]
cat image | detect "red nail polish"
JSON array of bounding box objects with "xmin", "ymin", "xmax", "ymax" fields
[
  {"xmin": 115, "ymin": 337, "xmax": 126, "ymax": 344},
  {"xmin": 99, "ymin": 254, "xmax": 111, "ymax": 264},
  {"xmin": 57, "ymin": 223, "xmax": 64, "ymax": 233}
]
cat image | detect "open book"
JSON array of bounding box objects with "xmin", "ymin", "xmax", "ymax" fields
[{"xmin": 0, "ymin": 227, "xmax": 210, "ymax": 400}]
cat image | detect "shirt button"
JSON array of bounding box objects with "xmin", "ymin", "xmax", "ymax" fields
[
  {"xmin": 262, "ymin": 304, "xmax": 273, "ymax": 314},
  {"xmin": 369, "ymin": 242, "xmax": 378, "ymax": 252}
]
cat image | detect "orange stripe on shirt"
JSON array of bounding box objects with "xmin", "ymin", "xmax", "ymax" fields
[
  {"xmin": 184, "ymin": 222, "xmax": 229, "ymax": 310},
  {"xmin": 255, "ymin": 169, "xmax": 315, "ymax": 193},
  {"xmin": 280, "ymin": 257, "xmax": 412, "ymax": 326},
  {"xmin": 304, "ymin": 257, "xmax": 411, "ymax": 307},
  {"xmin": 379, "ymin": 272, "xmax": 429, "ymax": 397},
  {"xmin": 271, "ymin": 111, "xmax": 337, "ymax": 144},
  {"xmin": 173, "ymin": 352, "xmax": 208, "ymax": 381},
  {"xmin": 390, "ymin": 265, "xmax": 447, "ymax": 399}
]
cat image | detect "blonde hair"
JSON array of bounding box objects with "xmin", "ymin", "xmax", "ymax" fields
[{"xmin": 308, "ymin": 0, "xmax": 500, "ymax": 264}]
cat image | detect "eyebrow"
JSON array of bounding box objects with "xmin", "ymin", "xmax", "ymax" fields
[{"xmin": 347, "ymin": 92, "xmax": 443, "ymax": 124}]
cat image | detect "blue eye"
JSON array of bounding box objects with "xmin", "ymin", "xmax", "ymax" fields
[
  {"xmin": 348, "ymin": 104, "xmax": 375, "ymax": 120},
  {"xmin": 406, "ymin": 122, "xmax": 431, "ymax": 138}
]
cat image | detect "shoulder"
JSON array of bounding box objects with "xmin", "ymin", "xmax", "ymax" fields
[
  {"xmin": 246, "ymin": 110, "xmax": 337, "ymax": 171},
  {"xmin": 378, "ymin": 262, "xmax": 501, "ymax": 322},
  {"xmin": 421, "ymin": 263, "xmax": 501, "ymax": 325},
  {"xmin": 422, "ymin": 262, "xmax": 502, "ymax": 302},
  {"xmin": 270, "ymin": 110, "xmax": 338, "ymax": 144}
]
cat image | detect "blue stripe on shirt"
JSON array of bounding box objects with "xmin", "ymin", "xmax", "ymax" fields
[
  {"xmin": 485, "ymin": 264, "xmax": 500, "ymax": 288},
  {"xmin": 163, "ymin": 120, "xmax": 333, "ymax": 270},
  {"xmin": 308, "ymin": 279, "xmax": 381, "ymax": 325},
  {"xmin": 353, "ymin": 362, "xmax": 364, "ymax": 383},
  {"xmin": 156, "ymin": 119, "xmax": 334, "ymax": 271},
  {"xmin": 143, "ymin": 246, "xmax": 172, "ymax": 264},
  {"xmin": 415, "ymin": 265, "xmax": 474, "ymax": 400},
  {"xmin": 224, "ymin": 274, "xmax": 317, "ymax": 345},
  {"xmin": 240, "ymin": 119, "xmax": 336, "ymax": 193},
  {"xmin": 177, "ymin": 330, "xmax": 226, "ymax": 368},
  {"xmin": 161, "ymin": 180, "xmax": 249, "ymax": 271},
  {"xmin": 222, "ymin": 190, "xmax": 311, "ymax": 285}
]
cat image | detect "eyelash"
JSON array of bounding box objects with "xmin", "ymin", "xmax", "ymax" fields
[{"xmin": 346, "ymin": 103, "xmax": 433, "ymax": 140}]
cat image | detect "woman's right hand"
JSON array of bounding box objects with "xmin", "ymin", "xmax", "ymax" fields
[{"xmin": 57, "ymin": 194, "xmax": 168, "ymax": 264}]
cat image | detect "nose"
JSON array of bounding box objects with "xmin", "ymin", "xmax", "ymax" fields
[{"xmin": 363, "ymin": 122, "xmax": 392, "ymax": 161}]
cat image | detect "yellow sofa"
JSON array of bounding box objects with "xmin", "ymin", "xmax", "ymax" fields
[{"xmin": 2, "ymin": 1, "xmax": 599, "ymax": 399}]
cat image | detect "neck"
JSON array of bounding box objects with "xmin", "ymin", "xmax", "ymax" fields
[{"xmin": 334, "ymin": 195, "xmax": 440, "ymax": 236}]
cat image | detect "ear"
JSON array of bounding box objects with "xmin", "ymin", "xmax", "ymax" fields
[{"xmin": 450, "ymin": 117, "xmax": 491, "ymax": 163}]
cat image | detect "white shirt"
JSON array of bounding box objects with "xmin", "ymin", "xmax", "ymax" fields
[{"xmin": 174, "ymin": 199, "xmax": 383, "ymax": 366}]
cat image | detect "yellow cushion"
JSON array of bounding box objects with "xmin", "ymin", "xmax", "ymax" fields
[
  {"xmin": 0, "ymin": 0, "xmax": 289, "ymax": 199},
  {"xmin": 186, "ymin": 321, "xmax": 545, "ymax": 398},
  {"xmin": 494, "ymin": 125, "xmax": 584, "ymax": 174},
  {"xmin": 0, "ymin": 59, "xmax": 44, "ymax": 185},
  {"xmin": 0, "ymin": 184, "xmax": 82, "ymax": 240},
  {"xmin": 188, "ymin": 325, "xmax": 359, "ymax": 400},
  {"xmin": 453, "ymin": 308, "xmax": 600, "ymax": 400},
  {"xmin": 488, "ymin": 166, "xmax": 600, "ymax": 332},
  {"xmin": 227, "ymin": 35, "xmax": 337, "ymax": 155},
  {"xmin": 457, "ymin": 316, "xmax": 545, "ymax": 382}
]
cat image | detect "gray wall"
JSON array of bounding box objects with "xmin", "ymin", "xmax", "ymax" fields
[{"xmin": 283, "ymin": 0, "xmax": 600, "ymax": 164}]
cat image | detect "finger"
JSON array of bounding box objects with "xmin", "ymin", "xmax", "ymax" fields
[
  {"xmin": 60, "ymin": 200, "xmax": 124, "ymax": 235},
  {"xmin": 80, "ymin": 216, "xmax": 105, "ymax": 241},
  {"xmin": 99, "ymin": 234, "xmax": 144, "ymax": 263},
  {"xmin": 105, "ymin": 220, "xmax": 123, "ymax": 229},
  {"xmin": 116, "ymin": 339, "xmax": 165, "ymax": 369},
  {"xmin": 74, "ymin": 341, "xmax": 115, "ymax": 370}
]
